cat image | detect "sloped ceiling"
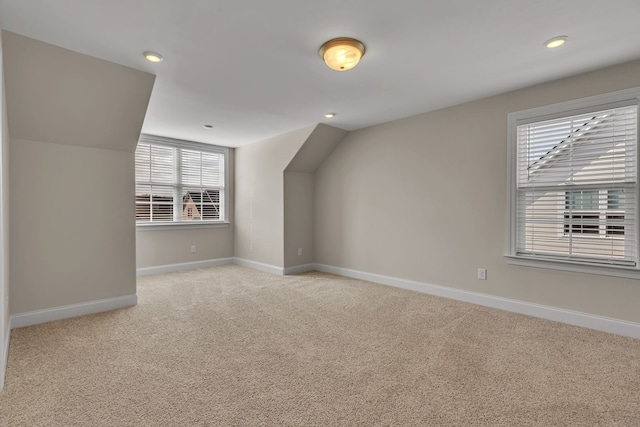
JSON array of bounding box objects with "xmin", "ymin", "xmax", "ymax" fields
[
  {"xmin": 285, "ymin": 124, "xmax": 347, "ymax": 173},
  {"xmin": 3, "ymin": 31, "xmax": 155, "ymax": 152},
  {"xmin": 0, "ymin": 1, "xmax": 639, "ymax": 147}
]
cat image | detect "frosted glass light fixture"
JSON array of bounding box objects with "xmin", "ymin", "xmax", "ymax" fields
[
  {"xmin": 544, "ymin": 36, "xmax": 568, "ymax": 49},
  {"xmin": 143, "ymin": 51, "xmax": 163, "ymax": 62},
  {"xmin": 319, "ymin": 38, "xmax": 366, "ymax": 71}
]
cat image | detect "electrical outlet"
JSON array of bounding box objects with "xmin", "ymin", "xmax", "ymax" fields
[
  {"xmin": 298, "ymin": 248, "xmax": 303, "ymax": 256},
  {"xmin": 477, "ymin": 268, "xmax": 487, "ymax": 280},
  {"xmin": 191, "ymin": 245, "xmax": 196, "ymax": 253}
]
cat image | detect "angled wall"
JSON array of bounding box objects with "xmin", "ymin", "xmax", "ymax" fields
[
  {"xmin": 235, "ymin": 124, "xmax": 346, "ymax": 271},
  {"xmin": 235, "ymin": 125, "xmax": 315, "ymax": 268},
  {"xmin": 284, "ymin": 124, "xmax": 347, "ymax": 269},
  {"xmin": 3, "ymin": 31, "xmax": 154, "ymax": 318}
]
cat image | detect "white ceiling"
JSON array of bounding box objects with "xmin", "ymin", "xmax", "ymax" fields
[{"xmin": 1, "ymin": 0, "xmax": 639, "ymax": 147}]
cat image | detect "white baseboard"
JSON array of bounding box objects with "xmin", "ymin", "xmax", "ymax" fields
[
  {"xmin": 234, "ymin": 259, "xmax": 315, "ymax": 276},
  {"xmin": 314, "ymin": 263, "xmax": 640, "ymax": 340},
  {"xmin": 283, "ymin": 263, "xmax": 316, "ymax": 275},
  {"xmin": 137, "ymin": 257, "xmax": 316, "ymax": 277},
  {"xmin": 136, "ymin": 257, "xmax": 295, "ymax": 277},
  {"xmin": 137, "ymin": 257, "xmax": 234, "ymax": 276},
  {"xmin": 10, "ymin": 294, "xmax": 138, "ymax": 330},
  {"xmin": 233, "ymin": 258, "xmax": 284, "ymax": 275}
]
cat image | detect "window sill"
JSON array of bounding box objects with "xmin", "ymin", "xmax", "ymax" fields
[
  {"xmin": 505, "ymin": 255, "xmax": 640, "ymax": 279},
  {"xmin": 136, "ymin": 222, "xmax": 230, "ymax": 232}
]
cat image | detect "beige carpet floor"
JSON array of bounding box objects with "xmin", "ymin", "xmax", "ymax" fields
[{"xmin": 0, "ymin": 264, "xmax": 639, "ymax": 426}]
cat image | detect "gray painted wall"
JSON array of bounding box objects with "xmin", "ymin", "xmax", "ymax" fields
[
  {"xmin": 314, "ymin": 59, "xmax": 640, "ymax": 324},
  {"xmin": 4, "ymin": 32, "xmax": 154, "ymax": 316},
  {"xmin": 2, "ymin": 32, "xmax": 152, "ymax": 151},
  {"xmin": 284, "ymin": 172, "xmax": 314, "ymax": 267},
  {"xmin": 9, "ymin": 140, "xmax": 138, "ymax": 313}
]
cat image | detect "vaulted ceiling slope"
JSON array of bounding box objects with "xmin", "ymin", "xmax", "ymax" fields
[
  {"xmin": 3, "ymin": 32, "xmax": 155, "ymax": 152},
  {"xmin": 1, "ymin": 0, "xmax": 639, "ymax": 147}
]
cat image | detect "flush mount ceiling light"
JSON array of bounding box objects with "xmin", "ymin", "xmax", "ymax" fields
[
  {"xmin": 319, "ymin": 37, "xmax": 366, "ymax": 71},
  {"xmin": 324, "ymin": 113, "xmax": 336, "ymax": 118},
  {"xmin": 143, "ymin": 51, "xmax": 163, "ymax": 62},
  {"xmin": 544, "ymin": 36, "xmax": 568, "ymax": 49}
]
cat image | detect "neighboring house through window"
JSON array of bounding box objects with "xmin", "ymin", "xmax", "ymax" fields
[
  {"xmin": 182, "ymin": 190, "xmax": 220, "ymax": 220},
  {"xmin": 506, "ymin": 88, "xmax": 640, "ymax": 277},
  {"xmin": 135, "ymin": 134, "xmax": 227, "ymax": 225},
  {"xmin": 563, "ymin": 189, "xmax": 624, "ymax": 236}
]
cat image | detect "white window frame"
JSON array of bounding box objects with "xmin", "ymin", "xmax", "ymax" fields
[
  {"xmin": 135, "ymin": 134, "xmax": 230, "ymax": 231},
  {"xmin": 506, "ymin": 87, "xmax": 640, "ymax": 279}
]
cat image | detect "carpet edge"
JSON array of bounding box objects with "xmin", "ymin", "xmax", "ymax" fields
[{"xmin": 314, "ymin": 263, "xmax": 640, "ymax": 339}]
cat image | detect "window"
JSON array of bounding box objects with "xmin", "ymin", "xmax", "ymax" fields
[
  {"xmin": 563, "ymin": 190, "xmax": 624, "ymax": 236},
  {"xmin": 507, "ymin": 88, "xmax": 640, "ymax": 276},
  {"xmin": 135, "ymin": 135, "xmax": 227, "ymax": 225}
]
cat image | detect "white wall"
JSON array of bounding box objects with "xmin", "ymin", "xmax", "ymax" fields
[
  {"xmin": 0, "ymin": 27, "xmax": 10, "ymax": 391},
  {"xmin": 314, "ymin": 59, "xmax": 640, "ymax": 324},
  {"xmin": 3, "ymin": 32, "xmax": 154, "ymax": 318}
]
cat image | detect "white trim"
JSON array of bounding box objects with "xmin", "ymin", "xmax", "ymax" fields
[
  {"xmin": 136, "ymin": 257, "xmax": 286, "ymax": 276},
  {"xmin": 505, "ymin": 255, "xmax": 640, "ymax": 279},
  {"xmin": 136, "ymin": 222, "xmax": 230, "ymax": 232},
  {"xmin": 283, "ymin": 263, "xmax": 316, "ymax": 275},
  {"xmin": 233, "ymin": 258, "xmax": 284, "ymax": 275},
  {"xmin": 136, "ymin": 257, "xmax": 234, "ymax": 276},
  {"xmin": 139, "ymin": 133, "xmax": 228, "ymax": 155},
  {"xmin": 136, "ymin": 134, "xmax": 230, "ymax": 225},
  {"xmin": 9, "ymin": 294, "xmax": 138, "ymax": 329},
  {"xmin": 313, "ymin": 263, "xmax": 640, "ymax": 339}
]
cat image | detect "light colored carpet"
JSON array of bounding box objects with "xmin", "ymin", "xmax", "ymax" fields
[{"xmin": 1, "ymin": 264, "xmax": 639, "ymax": 426}]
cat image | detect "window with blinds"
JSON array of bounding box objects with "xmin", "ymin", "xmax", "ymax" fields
[
  {"xmin": 510, "ymin": 98, "xmax": 638, "ymax": 268},
  {"xmin": 135, "ymin": 135, "xmax": 227, "ymax": 224}
]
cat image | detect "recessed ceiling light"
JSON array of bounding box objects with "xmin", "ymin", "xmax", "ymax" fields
[
  {"xmin": 143, "ymin": 51, "xmax": 163, "ymax": 63},
  {"xmin": 324, "ymin": 113, "xmax": 336, "ymax": 118},
  {"xmin": 319, "ymin": 38, "xmax": 365, "ymax": 71},
  {"xmin": 544, "ymin": 36, "xmax": 568, "ymax": 49},
  {"xmin": 203, "ymin": 124, "xmax": 213, "ymax": 129}
]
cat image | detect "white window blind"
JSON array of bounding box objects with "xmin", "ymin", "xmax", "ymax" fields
[
  {"xmin": 515, "ymin": 104, "xmax": 637, "ymax": 266},
  {"xmin": 135, "ymin": 136, "xmax": 226, "ymax": 224}
]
